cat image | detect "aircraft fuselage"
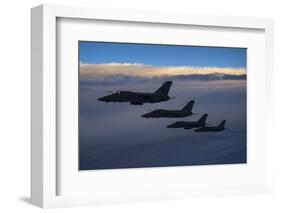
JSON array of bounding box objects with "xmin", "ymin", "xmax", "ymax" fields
[
  {"xmin": 167, "ymin": 121, "xmax": 205, "ymax": 129},
  {"xmin": 194, "ymin": 127, "xmax": 224, "ymax": 132},
  {"xmin": 142, "ymin": 110, "xmax": 192, "ymax": 118},
  {"xmin": 98, "ymin": 91, "xmax": 170, "ymax": 105}
]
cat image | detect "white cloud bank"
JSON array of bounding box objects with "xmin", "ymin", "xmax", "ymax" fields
[{"xmin": 80, "ymin": 63, "xmax": 246, "ymax": 78}]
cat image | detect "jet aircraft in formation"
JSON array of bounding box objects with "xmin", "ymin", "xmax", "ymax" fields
[
  {"xmin": 98, "ymin": 81, "xmax": 172, "ymax": 105},
  {"xmin": 167, "ymin": 114, "xmax": 208, "ymax": 129},
  {"xmin": 194, "ymin": 120, "xmax": 226, "ymax": 132},
  {"xmin": 98, "ymin": 81, "xmax": 226, "ymax": 132},
  {"xmin": 141, "ymin": 101, "xmax": 194, "ymax": 118}
]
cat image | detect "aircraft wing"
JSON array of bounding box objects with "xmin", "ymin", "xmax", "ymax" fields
[
  {"xmin": 130, "ymin": 101, "xmax": 144, "ymax": 105},
  {"xmin": 129, "ymin": 94, "xmax": 152, "ymax": 105}
]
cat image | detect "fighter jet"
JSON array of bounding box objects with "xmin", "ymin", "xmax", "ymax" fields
[
  {"xmin": 194, "ymin": 120, "xmax": 226, "ymax": 132},
  {"xmin": 167, "ymin": 114, "xmax": 208, "ymax": 129},
  {"xmin": 98, "ymin": 81, "xmax": 172, "ymax": 105},
  {"xmin": 141, "ymin": 100, "xmax": 195, "ymax": 118}
]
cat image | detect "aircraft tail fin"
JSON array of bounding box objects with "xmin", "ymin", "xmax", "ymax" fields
[
  {"xmin": 182, "ymin": 100, "xmax": 195, "ymax": 112},
  {"xmin": 198, "ymin": 114, "xmax": 208, "ymax": 124},
  {"xmin": 153, "ymin": 81, "xmax": 172, "ymax": 97},
  {"xmin": 218, "ymin": 120, "xmax": 226, "ymax": 129}
]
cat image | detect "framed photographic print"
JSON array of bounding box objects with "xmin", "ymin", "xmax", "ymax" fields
[
  {"xmin": 78, "ymin": 41, "xmax": 247, "ymax": 170},
  {"xmin": 31, "ymin": 4, "xmax": 274, "ymax": 208}
]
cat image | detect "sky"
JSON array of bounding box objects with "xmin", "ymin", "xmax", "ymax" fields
[{"xmin": 79, "ymin": 41, "xmax": 247, "ymax": 68}]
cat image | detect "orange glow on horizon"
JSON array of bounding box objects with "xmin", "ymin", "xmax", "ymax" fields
[{"xmin": 80, "ymin": 63, "xmax": 246, "ymax": 78}]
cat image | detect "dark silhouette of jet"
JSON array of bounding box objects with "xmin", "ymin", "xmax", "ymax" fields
[
  {"xmin": 141, "ymin": 100, "xmax": 195, "ymax": 118},
  {"xmin": 98, "ymin": 81, "xmax": 172, "ymax": 105},
  {"xmin": 194, "ymin": 120, "xmax": 226, "ymax": 132},
  {"xmin": 167, "ymin": 114, "xmax": 208, "ymax": 129}
]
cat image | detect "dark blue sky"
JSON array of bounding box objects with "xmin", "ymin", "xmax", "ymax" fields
[{"xmin": 79, "ymin": 41, "xmax": 247, "ymax": 68}]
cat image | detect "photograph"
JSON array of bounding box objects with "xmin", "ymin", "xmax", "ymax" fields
[{"xmin": 78, "ymin": 41, "xmax": 247, "ymax": 170}]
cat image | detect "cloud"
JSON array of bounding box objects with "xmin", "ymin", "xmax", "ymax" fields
[
  {"xmin": 79, "ymin": 77, "xmax": 247, "ymax": 170},
  {"xmin": 80, "ymin": 74, "xmax": 246, "ymax": 87},
  {"xmin": 80, "ymin": 62, "xmax": 144, "ymax": 66},
  {"xmin": 80, "ymin": 63, "xmax": 246, "ymax": 79}
]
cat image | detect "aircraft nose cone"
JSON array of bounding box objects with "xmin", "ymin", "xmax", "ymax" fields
[
  {"xmin": 98, "ymin": 97, "xmax": 106, "ymax": 102},
  {"xmin": 167, "ymin": 124, "xmax": 176, "ymax": 128},
  {"xmin": 141, "ymin": 114, "xmax": 149, "ymax": 118},
  {"xmin": 142, "ymin": 111, "xmax": 154, "ymax": 118}
]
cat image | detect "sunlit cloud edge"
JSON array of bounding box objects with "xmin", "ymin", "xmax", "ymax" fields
[{"xmin": 80, "ymin": 62, "xmax": 246, "ymax": 78}]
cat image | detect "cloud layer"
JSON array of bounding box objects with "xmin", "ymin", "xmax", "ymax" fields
[
  {"xmin": 79, "ymin": 77, "xmax": 247, "ymax": 170},
  {"xmin": 80, "ymin": 63, "xmax": 246, "ymax": 78}
]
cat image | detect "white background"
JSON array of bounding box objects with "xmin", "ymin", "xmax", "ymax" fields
[{"xmin": 0, "ymin": 0, "xmax": 280, "ymax": 212}]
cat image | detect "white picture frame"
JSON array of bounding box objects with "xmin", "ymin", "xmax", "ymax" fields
[{"xmin": 31, "ymin": 4, "xmax": 274, "ymax": 208}]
